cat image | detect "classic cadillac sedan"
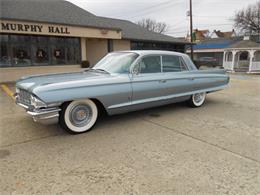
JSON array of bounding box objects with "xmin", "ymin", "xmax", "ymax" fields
[{"xmin": 15, "ymin": 50, "xmax": 229, "ymax": 134}]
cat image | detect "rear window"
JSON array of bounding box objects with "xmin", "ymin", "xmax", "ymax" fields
[{"xmin": 162, "ymin": 55, "xmax": 187, "ymax": 72}]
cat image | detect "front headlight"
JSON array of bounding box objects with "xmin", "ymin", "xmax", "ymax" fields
[
  {"xmin": 16, "ymin": 88, "xmax": 20, "ymax": 93},
  {"xmin": 30, "ymin": 95, "xmax": 46, "ymax": 108}
]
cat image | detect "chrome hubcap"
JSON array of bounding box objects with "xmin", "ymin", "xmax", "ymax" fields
[
  {"xmin": 69, "ymin": 104, "xmax": 93, "ymax": 127},
  {"xmin": 194, "ymin": 93, "xmax": 205, "ymax": 103}
]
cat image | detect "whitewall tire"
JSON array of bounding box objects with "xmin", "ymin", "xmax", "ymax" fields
[
  {"xmin": 59, "ymin": 99, "xmax": 98, "ymax": 134},
  {"xmin": 188, "ymin": 92, "xmax": 206, "ymax": 107}
]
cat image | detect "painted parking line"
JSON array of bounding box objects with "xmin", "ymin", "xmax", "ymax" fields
[{"xmin": 1, "ymin": 84, "xmax": 15, "ymax": 101}]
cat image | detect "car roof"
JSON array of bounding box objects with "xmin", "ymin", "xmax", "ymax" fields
[{"xmin": 113, "ymin": 50, "xmax": 187, "ymax": 57}]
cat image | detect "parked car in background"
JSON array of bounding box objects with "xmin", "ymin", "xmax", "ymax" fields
[
  {"xmin": 196, "ymin": 56, "xmax": 219, "ymax": 68},
  {"xmin": 15, "ymin": 50, "xmax": 229, "ymax": 134}
]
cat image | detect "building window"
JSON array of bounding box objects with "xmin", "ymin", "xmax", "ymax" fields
[
  {"xmin": 107, "ymin": 39, "xmax": 113, "ymax": 52},
  {"xmin": 239, "ymin": 51, "xmax": 249, "ymax": 61},
  {"xmin": 0, "ymin": 34, "xmax": 11, "ymax": 67},
  {"xmin": 131, "ymin": 41, "xmax": 185, "ymax": 53},
  {"xmin": 226, "ymin": 52, "xmax": 233, "ymax": 62},
  {"xmin": 0, "ymin": 34, "xmax": 81, "ymax": 67},
  {"xmin": 32, "ymin": 46, "xmax": 49, "ymax": 65},
  {"xmin": 12, "ymin": 44, "xmax": 31, "ymax": 66},
  {"xmin": 254, "ymin": 51, "xmax": 260, "ymax": 61},
  {"xmin": 0, "ymin": 43, "xmax": 11, "ymax": 67}
]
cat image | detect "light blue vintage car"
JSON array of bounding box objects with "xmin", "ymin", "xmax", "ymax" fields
[{"xmin": 15, "ymin": 50, "xmax": 229, "ymax": 134}]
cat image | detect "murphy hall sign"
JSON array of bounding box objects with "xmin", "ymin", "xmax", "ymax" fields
[
  {"xmin": 0, "ymin": 20, "xmax": 121, "ymax": 39},
  {"xmin": 1, "ymin": 21, "xmax": 70, "ymax": 35}
]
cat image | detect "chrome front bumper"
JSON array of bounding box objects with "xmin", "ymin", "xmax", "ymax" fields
[
  {"xmin": 16, "ymin": 101, "xmax": 61, "ymax": 125},
  {"xmin": 27, "ymin": 108, "xmax": 61, "ymax": 125}
]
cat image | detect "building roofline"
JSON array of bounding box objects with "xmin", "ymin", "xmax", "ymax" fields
[
  {"xmin": 224, "ymin": 47, "xmax": 260, "ymax": 50},
  {"xmin": 126, "ymin": 38, "xmax": 191, "ymax": 44},
  {"xmin": 0, "ymin": 18, "xmax": 122, "ymax": 31},
  {"xmin": 0, "ymin": 0, "xmax": 190, "ymax": 45}
]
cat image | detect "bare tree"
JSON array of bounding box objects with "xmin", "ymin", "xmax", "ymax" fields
[
  {"xmin": 233, "ymin": 1, "xmax": 260, "ymax": 34},
  {"xmin": 136, "ymin": 18, "xmax": 168, "ymax": 34}
]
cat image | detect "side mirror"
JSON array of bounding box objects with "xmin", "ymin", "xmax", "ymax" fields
[
  {"xmin": 131, "ymin": 64, "xmax": 140, "ymax": 75},
  {"xmin": 81, "ymin": 60, "xmax": 90, "ymax": 68}
]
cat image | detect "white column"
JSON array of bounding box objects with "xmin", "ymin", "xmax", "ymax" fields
[
  {"xmin": 80, "ymin": 37, "xmax": 87, "ymax": 61},
  {"xmin": 231, "ymin": 50, "xmax": 237, "ymax": 72},
  {"xmin": 248, "ymin": 50, "xmax": 255, "ymax": 73},
  {"xmin": 223, "ymin": 51, "xmax": 226, "ymax": 68}
]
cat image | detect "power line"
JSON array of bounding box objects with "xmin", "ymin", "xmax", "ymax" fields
[
  {"xmin": 111, "ymin": 0, "xmax": 173, "ymax": 17},
  {"xmin": 167, "ymin": 30, "xmax": 189, "ymax": 34},
  {"xmin": 168, "ymin": 19, "xmax": 189, "ymax": 28},
  {"xmin": 166, "ymin": 23, "xmax": 234, "ymax": 34},
  {"xmin": 105, "ymin": 0, "xmax": 236, "ymax": 37},
  {"xmin": 111, "ymin": 0, "xmax": 185, "ymax": 19},
  {"xmin": 193, "ymin": 15, "xmax": 231, "ymax": 18},
  {"xmin": 170, "ymin": 23, "xmax": 233, "ymax": 29}
]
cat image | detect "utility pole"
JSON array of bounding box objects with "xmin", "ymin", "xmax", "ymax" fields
[
  {"xmin": 258, "ymin": 4, "xmax": 260, "ymax": 42},
  {"xmin": 189, "ymin": 0, "xmax": 194, "ymax": 61}
]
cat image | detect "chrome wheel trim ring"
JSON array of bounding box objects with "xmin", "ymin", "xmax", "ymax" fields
[
  {"xmin": 69, "ymin": 104, "xmax": 93, "ymax": 127},
  {"xmin": 192, "ymin": 92, "xmax": 206, "ymax": 106},
  {"xmin": 64, "ymin": 99, "xmax": 98, "ymax": 133}
]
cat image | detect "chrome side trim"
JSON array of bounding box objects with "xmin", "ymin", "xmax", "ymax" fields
[{"xmin": 108, "ymin": 84, "xmax": 228, "ymax": 109}]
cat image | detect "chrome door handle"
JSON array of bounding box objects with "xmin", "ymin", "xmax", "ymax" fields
[
  {"xmin": 189, "ymin": 77, "xmax": 195, "ymax": 80},
  {"xmin": 159, "ymin": 80, "xmax": 166, "ymax": 83}
]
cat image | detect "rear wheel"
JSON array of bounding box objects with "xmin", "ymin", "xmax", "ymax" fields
[
  {"xmin": 188, "ymin": 92, "xmax": 206, "ymax": 107},
  {"xmin": 59, "ymin": 99, "xmax": 98, "ymax": 134}
]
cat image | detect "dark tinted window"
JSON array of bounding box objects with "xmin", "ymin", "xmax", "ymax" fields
[
  {"xmin": 32, "ymin": 45, "xmax": 49, "ymax": 65},
  {"xmin": 0, "ymin": 34, "xmax": 80, "ymax": 67},
  {"xmin": 10, "ymin": 35, "xmax": 30, "ymax": 42},
  {"xmin": 162, "ymin": 55, "xmax": 187, "ymax": 72},
  {"xmin": 131, "ymin": 41, "xmax": 185, "ymax": 53},
  {"xmin": 140, "ymin": 56, "xmax": 161, "ymax": 73},
  {"xmin": 0, "ymin": 43, "xmax": 11, "ymax": 66},
  {"xmin": 12, "ymin": 44, "xmax": 31, "ymax": 66},
  {"xmin": 0, "ymin": 34, "xmax": 8, "ymax": 42}
]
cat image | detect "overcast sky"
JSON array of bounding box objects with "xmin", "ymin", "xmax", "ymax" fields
[{"xmin": 66, "ymin": 0, "xmax": 258, "ymax": 37}]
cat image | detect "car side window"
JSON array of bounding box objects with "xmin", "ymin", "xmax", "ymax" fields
[
  {"xmin": 139, "ymin": 55, "xmax": 161, "ymax": 73},
  {"xmin": 180, "ymin": 58, "xmax": 188, "ymax": 71},
  {"xmin": 162, "ymin": 55, "xmax": 188, "ymax": 72}
]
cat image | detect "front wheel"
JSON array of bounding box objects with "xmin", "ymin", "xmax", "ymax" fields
[
  {"xmin": 188, "ymin": 92, "xmax": 206, "ymax": 107},
  {"xmin": 59, "ymin": 99, "xmax": 98, "ymax": 134}
]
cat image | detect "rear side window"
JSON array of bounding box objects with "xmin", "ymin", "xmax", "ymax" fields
[
  {"xmin": 162, "ymin": 55, "xmax": 188, "ymax": 72},
  {"xmin": 139, "ymin": 55, "xmax": 161, "ymax": 73}
]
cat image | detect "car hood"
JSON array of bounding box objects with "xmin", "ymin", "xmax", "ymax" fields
[{"xmin": 16, "ymin": 70, "xmax": 112, "ymax": 93}]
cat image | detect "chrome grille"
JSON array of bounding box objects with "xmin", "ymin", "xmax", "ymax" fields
[{"xmin": 18, "ymin": 89, "xmax": 31, "ymax": 105}]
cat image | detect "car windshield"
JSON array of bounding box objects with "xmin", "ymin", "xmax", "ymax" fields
[{"xmin": 92, "ymin": 52, "xmax": 139, "ymax": 74}]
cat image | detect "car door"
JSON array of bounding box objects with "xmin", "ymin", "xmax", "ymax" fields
[
  {"xmin": 130, "ymin": 55, "xmax": 166, "ymax": 106},
  {"xmin": 161, "ymin": 55, "xmax": 194, "ymax": 97}
]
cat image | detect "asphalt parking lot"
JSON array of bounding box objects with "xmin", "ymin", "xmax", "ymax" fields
[{"xmin": 0, "ymin": 75, "xmax": 260, "ymax": 195}]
